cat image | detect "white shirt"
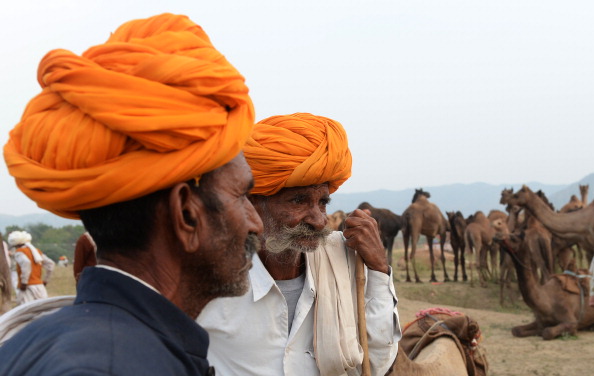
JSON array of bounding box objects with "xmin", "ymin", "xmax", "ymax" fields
[{"xmin": 197, "ymin": 237, "xmax": 401, "ymax": 376}]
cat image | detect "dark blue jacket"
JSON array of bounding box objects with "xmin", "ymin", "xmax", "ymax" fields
[{"xmin": 0, "ymin": 267, "xmax": 214, "ymax": 375}]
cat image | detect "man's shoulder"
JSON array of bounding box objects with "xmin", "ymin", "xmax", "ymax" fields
[{"xmin": 0, "ymin": 303, "xmax": 207, "ymax": 375}]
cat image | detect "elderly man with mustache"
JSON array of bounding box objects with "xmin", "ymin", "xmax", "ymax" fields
[{"xmin": 198, "ymin": 113, "xmax": 401, "ymax": 376}]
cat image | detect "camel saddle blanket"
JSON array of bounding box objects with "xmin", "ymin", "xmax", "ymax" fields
[
  {"xmin": 552, "ymin": 272, "xmax": 590, "ymax": 296},
  {"xmin": 400, "ymin": 307, "xmax": 488, "ymax": 376}
]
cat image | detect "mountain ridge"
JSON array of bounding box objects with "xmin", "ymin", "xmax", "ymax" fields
[
  {"xmin": 327, "ymin": 173, "xmax": 594, "ymax": 217},
  {"xmin": 1, "ymin": 173, "xmax": 593, "ymax": 230}
]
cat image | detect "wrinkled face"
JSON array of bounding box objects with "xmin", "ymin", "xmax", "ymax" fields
[
  {"xmin": 184, "ymin": 154, "xmax": 263, "ymax": 299},
  {"xmin": 252, "ymin": 184, "xmax": 332, "ymax": 254}
]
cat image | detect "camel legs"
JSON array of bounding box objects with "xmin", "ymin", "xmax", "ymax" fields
[
  {"xmin": 511, "ymin": 321, "xmax": 542, "ymax": 337},
  {"xmin": 386, "ymin": 237, "xmax": 395, "ymax": 270},
  {"xmin": 452, "ymin": 244, "xmax": 461, "ymax": 282},
  {"xmin": 404, "ymin": 229, "xmax": 424, "ymax": 283},
  {"xmin": 411, "ymin": 240, "xmax": 423, "ymax": 283},
  {"xmin": 489, "ymin": 244, "xmax": 499, "ymax": 283},
  {"xmin": 477, "ymin": 245, "xmax": 489, "ymax": 287},
  {"xmin": 403, "ymin": 231, "xmax": 412, "ymax": 282},
  {"xmin": 452, "ymin": 243, "xmax": 467, "ymax": 282},
  {"xmin": 426, "ymin": 236, "xmax": 437, "ymax": 283},
  {"xmin": 499, "ymin": 251, "xmax": 516, "ymax": 307},
  {"xmin": 542, "ymin": 321, "xmax": 578, "ymax": 340},
  {"xmin": 439, "ymin": 236, "xmax": 451, "ymax": 282}
]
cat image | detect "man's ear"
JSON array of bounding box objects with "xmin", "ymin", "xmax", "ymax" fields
[{"xmin": 169, "ymin": 182, "xmax": 201, "ymax": 253}]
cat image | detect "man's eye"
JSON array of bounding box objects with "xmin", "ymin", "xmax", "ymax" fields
[{"xmin": 291, "ymin": 195, "xmax": 305, "ymax": 204}]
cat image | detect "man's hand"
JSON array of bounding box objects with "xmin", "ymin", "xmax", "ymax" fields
[
  {"xmin": 19, "ymin": 283, "xmax": 28, "ymax": 292},
  {"xmin": 342, "ymin": 209, "xmax": 389, "ymax": 274}
]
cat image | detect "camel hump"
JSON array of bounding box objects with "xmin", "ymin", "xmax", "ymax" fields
[{"xmin": 400, "ymin": 307, "xmax": 489, "ymax": 376}]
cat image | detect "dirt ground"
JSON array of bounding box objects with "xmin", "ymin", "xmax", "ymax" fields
[{"xmin": 394, "ymin": 246, "xmax": 594, "ymax": 376}]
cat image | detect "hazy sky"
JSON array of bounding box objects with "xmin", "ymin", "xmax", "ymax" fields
[{"xmin": 1, "ymin": 1, "xmax": 593, "ymax": 216}]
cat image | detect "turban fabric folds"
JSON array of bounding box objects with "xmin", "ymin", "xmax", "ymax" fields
[
  {"xmin": 4, "ymin": 13, "xmax": 254, "ymax": 218},
  {"xmin": 244, "ymin": 113, "xmax": 352, "ymax": 196}
]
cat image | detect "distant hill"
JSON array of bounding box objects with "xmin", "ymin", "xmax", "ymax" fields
[
  {"xmin": 2, "ymin": 172, "xmax": 593, "ymax": 230},
  {"xmin": 548, "ymin": 172, "xmax": 594, "ymax": 210},
  {"xmin": 327, "ymin": 173, "xmax": 594, "ymax": 217},
  {"xmin": 0, "ymin": 213, "xmax": 81, "ymax": 232}
]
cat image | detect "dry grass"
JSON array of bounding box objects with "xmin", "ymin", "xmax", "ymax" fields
[{"xmin": 46, "ymin": 264, "xmax": 77, "ymax": 297}]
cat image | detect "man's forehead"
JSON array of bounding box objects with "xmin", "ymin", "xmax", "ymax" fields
[{"xmin": 278, "ymin": 183, "xmax": 330, "ymax": 196}]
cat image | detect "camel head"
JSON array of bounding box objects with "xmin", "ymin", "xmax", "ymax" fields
[
  {"xmin": 505, "ymin": 185, "xmax": 532, "ymax": 207},
  {"xmin": 357, "ymin": 202, "xmax": 373, "ymax": 210},
  {"xmin": 412, "ymin": 188, "xmax": 430, "ymax": 203},
  {"xmin": 500, "ymin": 188, "xmax": 514, "ymax": 205},
  {"xmin": 493, "ymin": 230, "xmax": 524, "ymax": 257},
  {"xmin": 491, "ymin": 218, "xmax": 509, "ymax": 238}
]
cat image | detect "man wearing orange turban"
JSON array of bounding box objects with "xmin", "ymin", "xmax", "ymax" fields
[
  {"xmin": 0, "ymin": 13, "xmax": 263, "ymax": 376},
  {"xmin": 198, "ymin": 113, "xmax": 401, "ymax": 376}
]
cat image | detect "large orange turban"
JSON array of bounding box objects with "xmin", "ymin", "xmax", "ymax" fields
[
  {"xmin": 244, "ymin": 113, "xmax": 352, "ymax": 196},
  {"xmin": 4, "ymin": 13, "xmax": 254, "ymax": 219}
]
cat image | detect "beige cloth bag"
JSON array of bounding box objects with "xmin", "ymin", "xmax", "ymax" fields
[{"xmin": 307, "ymin": 231, "xmax": 363, "ymax": 375}]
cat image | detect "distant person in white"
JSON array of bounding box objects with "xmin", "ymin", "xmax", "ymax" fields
[{"xmin": 7, "ymin": 231, "xmax": 55, "ymax": 305}]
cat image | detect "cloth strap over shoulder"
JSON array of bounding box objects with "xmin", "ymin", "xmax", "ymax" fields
[{"xmin": 307, "ymin": 231, "xmax": 363, "ymax": 375}]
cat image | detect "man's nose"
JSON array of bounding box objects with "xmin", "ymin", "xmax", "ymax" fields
[
  {"xmin": 305, "ymin": 205, "xmax": 327, "ymax": 231},
  {"xmin": 247, "ymin": 201, "xmax": 264, "ymax": 235}
]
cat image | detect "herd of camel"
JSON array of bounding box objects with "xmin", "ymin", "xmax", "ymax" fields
[{"xmin": 328, "ymin": 184, "xmax": 594, "ymax": 341}]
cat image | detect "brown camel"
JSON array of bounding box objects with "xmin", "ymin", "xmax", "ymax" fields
[
  {"xmin": 0, "ymin": 234, "xmax": 12, "ymax": 314},
  {"xmin": 496, "ymin": 231, "xmax": 594, "ymax": 340},
  {"xmin": 357, "ymin": 202, "xmax": 404, "ymax": 267},
  {"xmin": 580, "ymin": 184, "xmax": 589, "ymax": 206},
  {"xmin": 463, "ymin": 211, "xmax": 504, "ymax": 287},
  {"xmin": 560, "ymin": 194, "xmax": 584, "ymax": 213},
  {"xmin": 559, "ymin": 186, "xmax": 591, "ymax": 268},
  {"xmin": 446, "ymin": 211, "xmax": 467, "ymax": 282},
  {"xmin": 326, "ymin": 210, "xmax": 346, "ymax": 231},
  {"xmin": 501, "ymin": 191, "xmax": 555, "ymax": 284},
  {"xmin": 385, "ymin": 308, "xmax": 488, "ymax": 376},
  {"xmin": 505, "ymin": 185, "xmax": 594, "ymax": 263},
  {"xmin": 402, "ymin": 189, "xmax": 450, "ymax": 282}
]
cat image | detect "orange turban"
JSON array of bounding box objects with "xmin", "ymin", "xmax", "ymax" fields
[
  {"xmin": 4, "ymin": 13, "xmax": 254, "ymax": 219},
  {"xmin": 244, "ymin": 113, "xmax": 352, "ymax": 196}
]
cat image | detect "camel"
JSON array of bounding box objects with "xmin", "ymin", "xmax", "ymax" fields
[
  {"xmin": 580, "ymin": 184, "xmax": 589, "ymax": 206},
  {"xmin": 501, "ymin": 193, "xmax": 554, "ymax": 284},
  {"xmin": 495, "ymin": 231, "xmax": 594, "ymax": 340},
  {"xmin": 356, "ymin": 202, "xmax": 404, "ymax": 267},
  {"xmin": 446, "ymin": 211, "xmax": 467, "ymax": 282},
  {"xmin": 560, "ymin": 194, "xmax": 584, "ymax": 213},
  {"xmin": 402, "ymin": 189, "xmax": 450, "ymax": 282},
  {"xmin": 505, "ymin": 185, "xmax": 594, "ymax": 263},
  {"xmin": 0, "ymin": 234, "xmax": 12, "ymax": 314},
  {"xmin": 327, "ymin": 210, "xmax": 347, "ymax": 231},
  {"xmin": 463, "ymin": 211, "xmax": 506, "ymax": 287},
  {"xmin": 502, "ymin": 187, "xmax": 586, "ymax": 272},
  {"xmin": 386, "ymin": 307, "xmax": 488, "ymax": 376},
  {"xmin": 559, "ymin": 186, "xmax": 591, "ymax": 268}
]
